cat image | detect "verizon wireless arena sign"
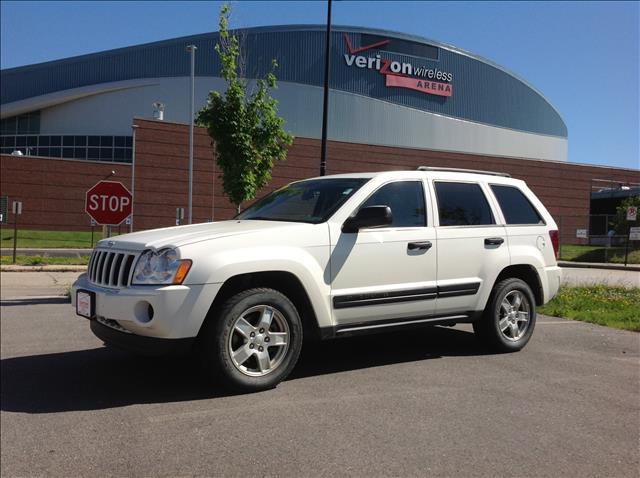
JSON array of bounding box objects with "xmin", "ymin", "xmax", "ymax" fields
[{"xmin": 342, "ymin": 33, "xmax": 454, "ymax": 97}]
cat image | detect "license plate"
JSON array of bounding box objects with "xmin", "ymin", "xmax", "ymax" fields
[{"xmin": 76, "ymin": 290, "xmax": 95, "ymax": 319}]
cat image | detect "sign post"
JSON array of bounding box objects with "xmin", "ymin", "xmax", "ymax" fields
[
  {"xmin": 85, "ymin": 181, "xmax": 133, "ymax": 237},
  {"xmin": 624, "ymin": 206, "xmax": 638, "ymax": 266},
  {"xmin": 11, "ymin": 201, "xmax": 22, "ymax": 264},
  {"xmin": 176, "ymin": 207, "xmax": 185, "ymax": 226}
]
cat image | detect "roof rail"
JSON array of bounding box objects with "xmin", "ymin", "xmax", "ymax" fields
[{"xmin": 416, "ymin": 166, "xmax": 511, "ymax": 178}]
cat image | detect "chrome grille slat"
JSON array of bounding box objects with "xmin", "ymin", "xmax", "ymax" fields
[
  {"xmin": 101, "ymin": 253, "xmax": 113, "ymax": 284},
  {"xmin": 88, "ymin": 249, "xmax": 139, "ymax": 288},
  {"xmin": 91, "ymin": 251, "xmax": 102, "ymax": 282},
  {"xmin": 117, "ymin": 254, "xmax": 129, "ymax": 286},
  {"xmin": 109, "ymin": 254, "xmax": 121, "ymax": 286},
  {"xmin": 96, "ymin": 252, "xmax": 107, "ymax": 283}
]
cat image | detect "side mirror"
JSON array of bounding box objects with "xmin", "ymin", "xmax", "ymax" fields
[{"xmin": 342, "ymin": 205, "xmax": 392, "ymax": 233}]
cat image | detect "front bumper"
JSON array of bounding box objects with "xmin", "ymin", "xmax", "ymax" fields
[
  {"xmin": 71, "ymin": 273, "xmax": 222, "ymax": 340},
  {"xmin": 90, "ymin": 319, "xmax": 195, "ymax": 356}
]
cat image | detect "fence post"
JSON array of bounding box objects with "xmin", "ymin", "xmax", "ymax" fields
[{"xmin": 624, "ymin": 225, "xmax": 631, "ymax": 266}]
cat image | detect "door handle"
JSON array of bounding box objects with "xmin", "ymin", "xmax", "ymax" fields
[
  {"xmin": 484, "ymin": 237, "xmax": 504, "ymax": 246},
  {"xmin": 408, "ymin": 241, "xmax": 432, "ymax": 251}
]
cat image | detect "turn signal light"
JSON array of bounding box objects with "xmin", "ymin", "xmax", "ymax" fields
[{"xmin": 173, "ymin": 260, "xmax": 192, "ymax": 285}]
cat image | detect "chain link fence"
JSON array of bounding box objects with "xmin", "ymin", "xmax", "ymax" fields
[{"xmin": 557, "ymin": 213, "xmax": 639, "ymax": 265}]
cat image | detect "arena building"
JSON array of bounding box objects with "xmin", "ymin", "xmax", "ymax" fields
[{"xmin": 1, "ymin": 25, "xmax": 637, "ymax": 241}]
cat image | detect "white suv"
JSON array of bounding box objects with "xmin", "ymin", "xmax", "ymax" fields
[{"xmin": 72, "ymin": 168, "xmax": 562, "ymax": 391}]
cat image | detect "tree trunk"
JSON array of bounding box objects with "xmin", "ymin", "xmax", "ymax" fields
[{"xmin": 237, "ymin": 204, "xmax": 241, "ymax": 214}]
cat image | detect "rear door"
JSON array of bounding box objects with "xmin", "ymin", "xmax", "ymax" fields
[{"xmin": 432, "ymin": 180, "xmax": 510, "ymax": 315}]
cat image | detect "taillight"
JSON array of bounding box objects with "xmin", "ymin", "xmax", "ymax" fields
[{"xmin": 549, "ymin": 230, "xmax": 559, "ymax": 259}]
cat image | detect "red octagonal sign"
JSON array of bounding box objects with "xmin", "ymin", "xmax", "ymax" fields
[{"xmin": 85, "ymin": 181, "xmax": 133, "ymax": 225}]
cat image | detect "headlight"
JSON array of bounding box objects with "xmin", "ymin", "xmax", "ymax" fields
[{"xmin": 132, "ymin": 248, "xmax": 192, "ymax": 285}]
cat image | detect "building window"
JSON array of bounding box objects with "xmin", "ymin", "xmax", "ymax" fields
[
  {"xmin": 0, "ymin": 111, "xmax": 40, "ymax": 135},
  {"xmin": 0, "ymin": 133, "xmax": 132, "ymax": 163}
]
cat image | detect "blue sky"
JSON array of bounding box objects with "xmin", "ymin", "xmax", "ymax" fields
[{"xmin": 1, "ymin": 1, "xmax": 638, "ymax": 169}]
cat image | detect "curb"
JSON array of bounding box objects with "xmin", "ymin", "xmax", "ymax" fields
[
  {"xmin": 0, "ymin": 265, "xmax": 87, "ymax": 272},
  {"xmin": 558, "ymin": 261, "xmax": 640, "ymax": 272},
  {"xmin": 1, "ymin": 295, "xmax": 71, "ymax": 305}
]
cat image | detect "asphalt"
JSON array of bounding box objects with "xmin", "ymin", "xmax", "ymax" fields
[{"xmin": 1, "ymin": 301, "xmax": 639, "ymax": 477}]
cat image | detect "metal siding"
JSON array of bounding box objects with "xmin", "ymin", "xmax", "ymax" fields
[{"xmin": 1, "ymin": 26, "xmax": 566, "ymax": 137}]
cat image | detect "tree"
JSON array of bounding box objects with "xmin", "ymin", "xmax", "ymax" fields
[
  {"xmin": 196, "ymin": 4, "xmax": 293, "ymax": 213},
  {"xmin": 612, "ymin": 195, "xmax": 640, "ymax": 234}
]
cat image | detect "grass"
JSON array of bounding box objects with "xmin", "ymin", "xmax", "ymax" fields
[
  {"xmin": 0, "ymin": 228, "xmax": 109, "ymax": 249},
  {"xmin": 559, "ymin": 244, "xmax": 640, "ymax": 264},
  {"xmin": 0, "ymin": 255, "xmax": 90, "ymax": 266},
  {"xmin": 539, "ymin": 285, "xmax": 640, "ymax": 332}
]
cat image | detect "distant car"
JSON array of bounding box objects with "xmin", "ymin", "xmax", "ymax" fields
[{"xmin": 72, "ymin": 167, "xmax": 562, "ymax": 391}]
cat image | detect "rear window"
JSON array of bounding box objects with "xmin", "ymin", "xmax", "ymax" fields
[
  {"xmin": 435, "ymin": 182, "xmax": 495, "ymax": 226},
  {"xmin": 491, "ymin": 185, "xmax": 544, "ymax": 225}
]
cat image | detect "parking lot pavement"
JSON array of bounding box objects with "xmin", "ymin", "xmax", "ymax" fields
[
  {"xmin": 1, "ymin": 302, "xmax": 638, "ymax": 477},
  {"xmin": 561, "ymin": 267, "xmax": 640, "ymax": 288}
]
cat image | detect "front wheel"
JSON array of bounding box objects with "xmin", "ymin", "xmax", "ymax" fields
[
  {"xmin": 199, "ymin": 288, "xmax": 303, "ymax": 392},
  {"xmin": 473, "ymin": 278, "xmax": 536, "ymax": 352}
]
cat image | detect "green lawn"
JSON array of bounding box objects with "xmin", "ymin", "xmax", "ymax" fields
[
  {"xmin": 538, "ymin": 285, "xmax": 640, "ymax": 332},
  {"xmin": 559, "ymin": 244, "xmax": 640, "ymax": 264},
  {"xmin": 1, "ymin": 255, "xmax": 90, "ymax": 266},
  {"xmin": 0, "ymin": 228, "xmax": 105, "ymax": 248}
]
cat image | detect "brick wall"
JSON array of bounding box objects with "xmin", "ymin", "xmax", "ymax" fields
[
  {"xmin": 2, "ymin": 117, "xmax": 638, "ymax": 244},
  {"xmin": 0, "ymin": 155, "xmax": 131, "ymax": 231}
]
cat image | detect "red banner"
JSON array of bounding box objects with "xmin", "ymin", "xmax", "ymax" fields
[{"xmin": 385, "ymin": 74, "xmax": 453, "ymax": 97}]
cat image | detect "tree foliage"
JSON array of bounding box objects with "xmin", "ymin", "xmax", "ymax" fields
[
  {"xmin": 612, "ymin": 195, "xmax": 640, "ymax": 234},
  {"xmin": 196, "ymin": 4, "xmax": 293, "ymax": 211}
]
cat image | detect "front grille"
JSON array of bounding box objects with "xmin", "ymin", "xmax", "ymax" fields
[{"xmin": 88, "ymin": 249, "xmax": 138, "ymax": 287}]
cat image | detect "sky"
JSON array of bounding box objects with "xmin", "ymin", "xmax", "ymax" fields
[{"xmin": 1, "ymin": 1, "xmax": 638, "ymax": 170}]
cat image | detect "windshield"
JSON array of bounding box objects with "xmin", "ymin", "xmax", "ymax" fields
[{"xmin": 237, "ymin": 178, "xmax": 369, "ymax": 224}]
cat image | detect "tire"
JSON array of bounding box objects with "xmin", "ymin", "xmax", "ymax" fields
[
  {"xmin": 199, "ymin": 288, "xmax": 303, "ymax": 392},
  {"xmin": 473, "ymin": 278, "xmax": 536, "ymax": 353}
]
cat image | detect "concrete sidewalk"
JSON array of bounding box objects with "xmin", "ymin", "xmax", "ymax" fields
[
  {"xmin": 0, "ymin": 248, "xmax": 92, "ymax": 258},
  {"xmin": 559, "ymin": 260, "xmax": 640, "ymax": 272}
]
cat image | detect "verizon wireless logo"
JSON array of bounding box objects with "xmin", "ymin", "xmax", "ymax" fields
[{"xmin": 342, "ymin": 33, "xmax": 453, "ymax": 97}]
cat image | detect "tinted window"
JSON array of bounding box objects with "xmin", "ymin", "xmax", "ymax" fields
[
  {"xmin": 435, "ymin": 182, "xmax": 495, "ymax": 226},
  {"xmin": 238, "ymin": 178, "xmax": 369, "ymax": 224},
  {"xmin": 491, "ymin": 185, "xmax": 544, "ymax": 225},
  {"xmin": 360, "ymin": 181, "xmax": 426, "ymax": 227}
]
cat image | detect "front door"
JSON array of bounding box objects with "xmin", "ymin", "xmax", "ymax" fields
[{"xmin": 329, "ymin": 180, "xmax": 437, "ymax": 327}]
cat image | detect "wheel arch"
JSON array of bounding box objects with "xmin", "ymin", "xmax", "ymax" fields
[
  {"xmin": 199, "ymin": 271, "xmax": 322, "ymax": 340},
  {"xmin": 492, "ymin": 264, "xmax": 543, "ymax": 306}
]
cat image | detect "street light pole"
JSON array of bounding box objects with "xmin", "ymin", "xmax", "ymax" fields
[
  {"xmin": 130, "ymin": 124, "xmax": 138, "ymax": 233},
  {"xmin": 319, "ymin": 0, "xmax": 332, "ymax": 176},
  {"xmin": 186, "ymin": 44, "xmax": 197, "ymax": 224}
]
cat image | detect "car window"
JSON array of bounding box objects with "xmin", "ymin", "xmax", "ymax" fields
[
  {"xmin": 490, "ymin": 185, "xmax": 544, "ymax": 225},
  {"xmin": 435, "ymin": 182, "xmax": 495, "ymax": 226},
  {"xmin": 237, "ymin": 178, "xmax": 369, "ymax": 223},
  {"xmin": 359, "ymin": 181, "xmax": 426, "ymax": 227}
]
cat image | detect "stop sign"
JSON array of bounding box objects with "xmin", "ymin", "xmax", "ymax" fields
[{"xmin": 85, "ymin": 181, "xmax": 133, "ymax": 225}]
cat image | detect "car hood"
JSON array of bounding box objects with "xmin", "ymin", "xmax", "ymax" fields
[{"xmin": 95, "ymin": 220, "xmax": 310, "ymax": 251}]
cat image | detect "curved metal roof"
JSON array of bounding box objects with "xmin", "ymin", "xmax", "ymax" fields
[{"xmin": 0, "ymin": 24, "xmax": 567, "ymax": 137}]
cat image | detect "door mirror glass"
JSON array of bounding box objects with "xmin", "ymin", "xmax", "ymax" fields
[{"xmin": 342, "ymin": 206, "xmax": 392, "ymax": 233}]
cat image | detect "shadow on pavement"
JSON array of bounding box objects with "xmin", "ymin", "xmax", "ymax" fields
[{"xmin": 1, "ymin": 326, "xmax": 486, "ymax": 414}]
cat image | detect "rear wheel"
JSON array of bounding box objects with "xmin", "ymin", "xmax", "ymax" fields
[
  {"xmin": 473, "ymin": 278, "xmax": 536, "ymax": 352},
  {"xmin": 199, "ymin": 288, "xmax": 303, "ymax": 392}
]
